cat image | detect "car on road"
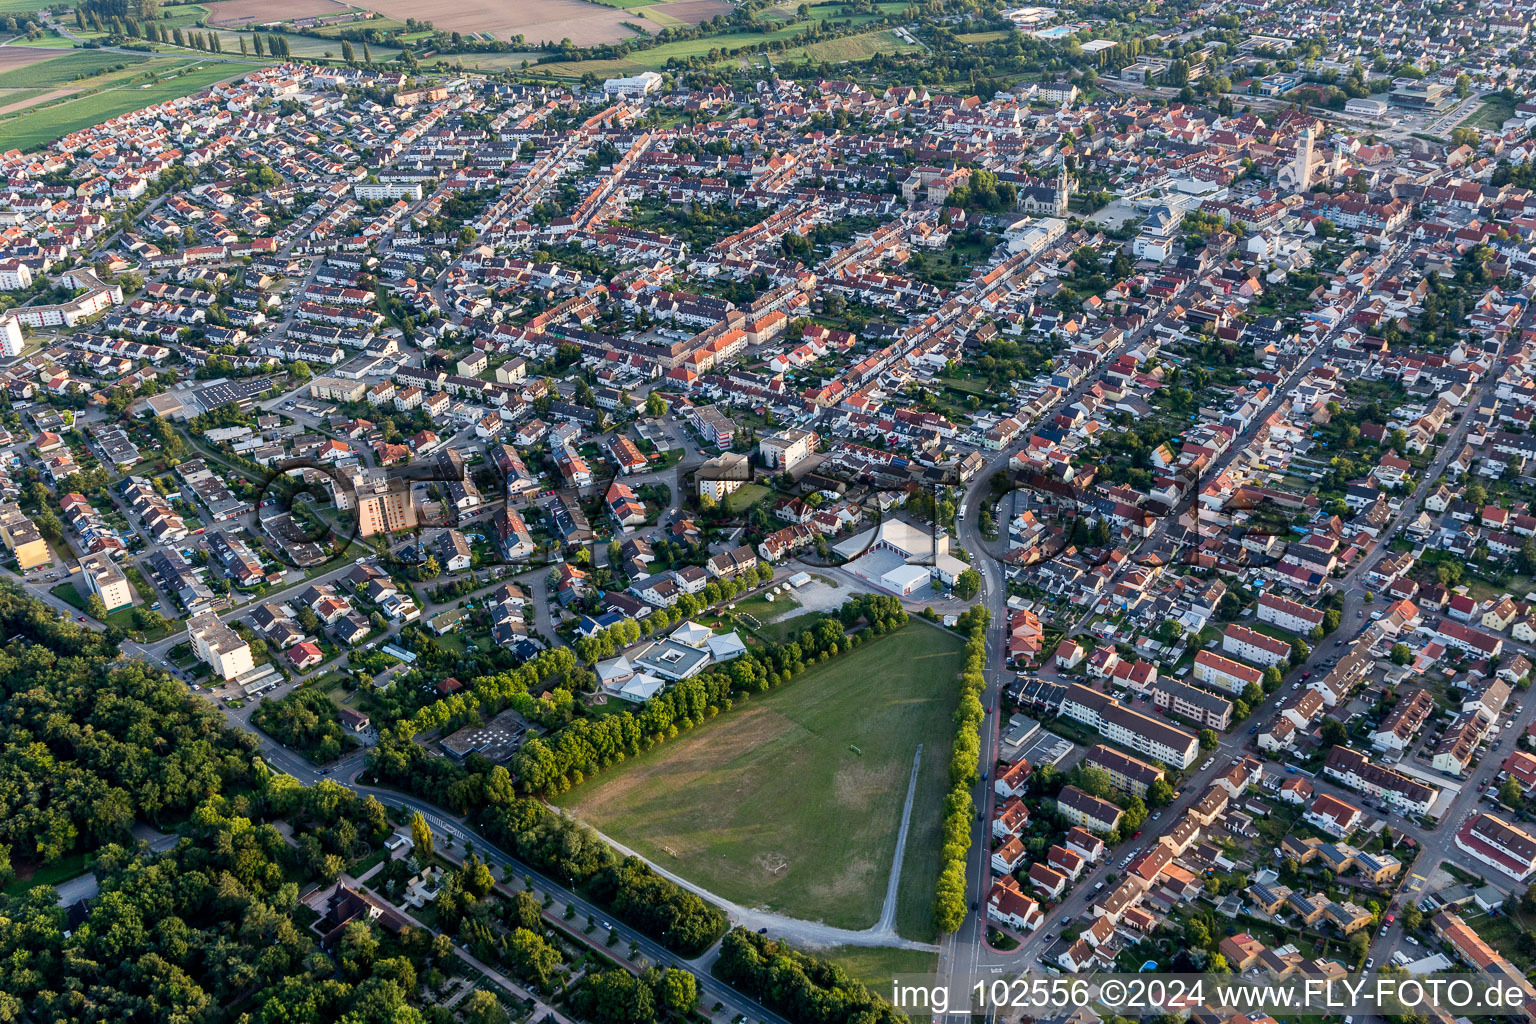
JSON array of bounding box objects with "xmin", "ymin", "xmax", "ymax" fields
[
  {"xmin": 1406, "ymin": 936, "xmax": 1419, "ymax": 946},
  {"xmin": 1200, "ymin": 757, "xmax": 1215, "ymax": 770}
]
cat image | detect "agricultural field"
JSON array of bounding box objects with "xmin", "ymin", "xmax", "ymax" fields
[
  {"xmin": 0, "ymin": 60, "xmax": 249, "ymax": 150},
  {"xmin": 0, "ymin": 45, "xmax": 67, "ymax": 76},
  {"xmin": 531, "ymin": 2, "xmax": 900, "ymax": 76},
  {"xmin": 0, "ymin": 48, "xmax": 146, "ymax": 89},
  {"xmin": 425, "ymin": 50, "xmax": 545, "ymax": 71},
  {"xmin": 360, "ymin": 0, "xmax": 642, "ymax": 46},
  {"xmin": 555, "ymin": 620, "xmax": 966, "ymax": 937},
  {"xmin": 204, "ymin": 0, "xmax": 361, "ymax": 27}
]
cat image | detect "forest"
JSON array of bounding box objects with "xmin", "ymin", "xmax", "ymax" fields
[{"xmin": 0, "ymin": 587, "xmax": 464, "ymax": 1022}]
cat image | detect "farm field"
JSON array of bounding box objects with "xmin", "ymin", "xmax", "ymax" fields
[
  {"xmin": 555, "ymin": 620, "xmax": 966, "ymax": 936},
  {"xmin": 204, "ymin": 0, "xmax": 360, "ymax": 27},
  {"xmin": 0, "ymin": 45, "xmax": 66, "ymax": 74},
  {"xmin": 360, "ymin": 0, "xmax": 642, "ymax": 46},
  {"xmin": 0, "ymin": 48, "xmax": 144, "ymax": 89},
  {"xmin": 0, "ymin": 88, "xmax": 47, "ymax": 113},
  {"xmin": 0, "ymin": 60, "xmax": 251, "ymax": 150},
  {"xmin": 531, "ymin": 4, "xmax": 896, "ymax": 76},
  {"xmin": 425, "ymin": 50, "xmax": 545, "ymax": 71}
]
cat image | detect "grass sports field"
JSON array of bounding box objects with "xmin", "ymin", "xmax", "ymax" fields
[{"xmin": 556, "ymin": 619, "xmax": 965, "ymax": 939}]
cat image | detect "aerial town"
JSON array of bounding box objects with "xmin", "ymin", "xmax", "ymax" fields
[{"xmin": 8, "ymin": 0, "xmax": 1536, "ymax": 1022}]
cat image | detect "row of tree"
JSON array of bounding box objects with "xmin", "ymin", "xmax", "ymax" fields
[{"xmin": 934, "ymin": 609, "xmax": 988, "ymax": 933}]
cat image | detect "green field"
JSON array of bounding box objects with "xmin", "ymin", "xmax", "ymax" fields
[
  {"xmin": 533, "ymin": 2, "xmax": 898, "ymax": 77},
  {"xmin": 557, "ymin": 620, "xmax": 965, "ymax": 937},
  {"xmin": 822, "ymin": 945, "xmax": 938, "ymax": 995},
  {"xmin": 786, "ymin": 28, "xmax": 920, "ymax": 63},
  {"xmin": 1467, "ymin": 96, "xmax": 1517, "ymax": 131},
  {"xmin": 749, "ymin": 609, "xmax": 824, "ymax": 645},
  {"xmin": 426, "ymin": 50, "xmax": 543, "ymax": 71},
  {"xmin": 0, "ymin": 49, "xmax": 149, "ymax": 89},
  {"xmin": 0, "ymin": 59, "xmax": 253, "ymax": 151},
  {"xmin": 722, "ymin": 481, "xmax": 770, "ymax": 513}
]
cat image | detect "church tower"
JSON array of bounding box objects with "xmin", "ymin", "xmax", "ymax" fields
[{"xmin": 1293, "ymin": 127, "xmax": 1314, "ymax": 191}]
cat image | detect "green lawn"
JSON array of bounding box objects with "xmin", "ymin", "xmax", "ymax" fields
[
  {"xmin": 729, "ymin": 591, "xmax": 801, "ymax": 625},
  {"xmin": 750, "ymin": 609, "xmax": 825, "ymax": 645},
  {"xmin": 822, "ymin": 944, "xmax": 937, "ymax": 995},
  {"xmin": 4, "ymin": 849, "xmax": 90, "ymax": 897},
  {"xmin": 557, "ymin": 620, "xmax": 966, "ymax": 935},
  {"xmin": 723, "ymin": 482, "xmax": 770, "ymax": 513}
]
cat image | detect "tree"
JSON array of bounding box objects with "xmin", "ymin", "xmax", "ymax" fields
[
  {"xmin": 341, "ymin": 39, "xmax": 355, "ymax": 63},
  {"xmin": 656, "ymin": 968, "xmax": 697, "ymax": 1014},
  {"xmin": 1289, "ymin": 638, "xmax": 1310, "ymax": 667},
  {"xmin": 1262, "ymin": 665, "xmax": 1284, "ymax": 692},
  {"xmin": 460, "ymin": 990, "xmax": 508, "ymax": 1024},
  {"xmin": 1321, "ymin": 718, "xmax": 1348, "ymax": 747},
  {"xmin": 1501, "ymin": 776, "xmax": 1525, "ymax": 808},
  {"xmin": 1074, "ymin": 766, "xmax": 1115, "ymax": 799},
  {"xmin": 1401, "ymin": 902, "xmax": 1423, "ymax": 932},
  {"xmin": 410, "ymin": 811, "xmax": 434, "ymax": 861},
  {"xmin": 1199, "ymin": 729, "xmax": 1219, "ymax": 751},
  {"xmin": 645, "ymin": 391, "xmax": 668, "ymax": 418},
  {"xmin": 954, "ymin": 568, "xmax": 981, "ymax": 600},
  {"xmin": 1147, "ymin": 777, "xmax": 1174, "ymax": 808},
  {"xmin": 505, "ymin": 928, "xmax": 560, "ymax": 987},
  {"xmin": 85, "ymin": 593, "xmax": 109, "ymax": 621},
  {"xmin": 1390, "ymin": 644, "xmax": 1412, "ymax": 666}
]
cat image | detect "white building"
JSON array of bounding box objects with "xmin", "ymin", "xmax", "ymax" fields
[
  {"xmin": 79, "ymin": 551, "xmax": 132, "ymax": 611},
  {"xmin": 0, "ymin": 314, "xmax": 21, "ymax": 357},
  {"xmin": 603, "ymin": 71, "xmax": 663, "ymax": 96},
  {"xmin": 188, "ymin": 611, "xmax": 256, "ymax": 681}
]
